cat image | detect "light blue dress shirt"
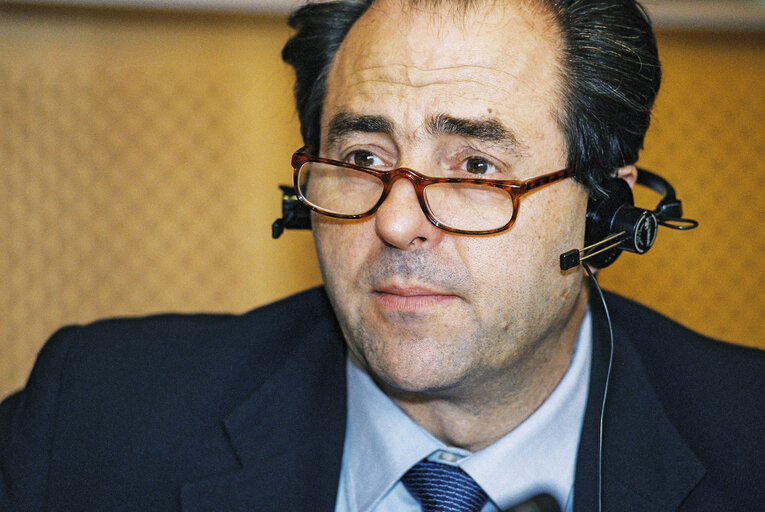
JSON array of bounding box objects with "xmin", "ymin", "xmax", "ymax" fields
[{"xmin": 335, "ymin": 311, "xmax": 592, "ymax": 512}]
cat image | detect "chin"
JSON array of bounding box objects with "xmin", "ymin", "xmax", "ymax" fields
[{"xmin": 361, "ymin": 338, "xmax": 476, "ymax": 395}]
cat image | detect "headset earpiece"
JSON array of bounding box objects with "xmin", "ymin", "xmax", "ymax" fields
[
  {"xmin": 560, "ymin": 169, "xmax": 696, "ymax": 271},
  {"xmin": 584, "ymin": 178, "xmax": 635, "ymax": 268},
  {"xmin": 584, "ymin": 177, "xmax": 661, "ymax": 269}
]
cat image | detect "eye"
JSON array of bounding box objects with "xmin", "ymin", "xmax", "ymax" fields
[
  {"xmin": 463, "ymin": 157, "xmax": 497, "ymax": 176},
  {"xmin": 346, "ymin": 150, "xmax": 382, "ymax": 168}
]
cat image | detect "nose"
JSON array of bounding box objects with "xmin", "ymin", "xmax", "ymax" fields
[{"xmin": 374, "ymin": 177, "xmax": 445, "ymax": 250}]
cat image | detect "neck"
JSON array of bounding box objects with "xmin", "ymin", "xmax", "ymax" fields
[{"xmin": 384, "ymin": 286, "xmax": 589, "ymax": 452}]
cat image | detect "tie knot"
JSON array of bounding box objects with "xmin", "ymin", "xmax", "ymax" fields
[{"xmin": 401, "ymin": 459, "xmax": 489, "ymax": 512}]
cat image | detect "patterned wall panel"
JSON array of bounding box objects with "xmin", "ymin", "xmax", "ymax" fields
[
  {"xmin": 0, "ymin": 9, "xmax": 321, "ymax": 397},
  {"xmin": 598, "ymin": 30, "xmax": 765, "ymax": 349}
]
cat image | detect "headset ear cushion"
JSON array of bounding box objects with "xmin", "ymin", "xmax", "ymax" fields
[{"xmin": 584, "ymin": 178, "xmax": 634, "ymax": 268}]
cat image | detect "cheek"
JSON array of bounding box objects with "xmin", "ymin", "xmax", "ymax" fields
[
  {"xmin": 516, "ymin": 182, "xmax": 588, "ymax": 253},
  {"xmin": 456, "ymin": 185, "xmax": 587, "ymax": 297},
  {"xmin": 312, "ymin": 216, "xmax": 374, "ymax": 290}
]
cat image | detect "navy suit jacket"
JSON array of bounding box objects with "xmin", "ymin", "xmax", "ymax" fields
[{"xmin": 1, "ymin": 287, "xmax": 764, "ymax": 511}]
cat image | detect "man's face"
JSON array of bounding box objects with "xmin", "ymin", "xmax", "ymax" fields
[{"xmin": 314, "ymin": 0, "xmax": 589, "ymax": 399}]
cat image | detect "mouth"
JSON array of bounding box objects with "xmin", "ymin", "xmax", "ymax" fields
[{"xmin": 372, "ymin": 283, "xmax": 459, "ymax": 312}]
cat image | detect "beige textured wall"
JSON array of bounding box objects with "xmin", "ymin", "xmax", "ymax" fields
[
  {"xmin": 1, "ymin": 6, "xmax": 763, "ymax": 399},
  {"xmin": 0, "ymin": 6, "xmax": 322, "ymax": 398},
  {"xmin": 598, "ymin": 30, "xmax": 765, "ymax": 348}
]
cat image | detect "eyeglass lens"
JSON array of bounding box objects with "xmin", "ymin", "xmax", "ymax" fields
[{"xmin": 296, "ymin": 161, "xmax": 516, "ymax": 232}]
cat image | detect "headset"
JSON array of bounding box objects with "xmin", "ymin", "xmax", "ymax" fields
[
  {"xmin": 559, "ymin": 168, "xmax": 698, "ymax": 271},
  {"xmin": 272, "ymin": 168, "xmax": 698, "ymax": 263}
]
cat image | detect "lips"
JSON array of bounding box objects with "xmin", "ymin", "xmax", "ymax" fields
[{"xmin": 372, "ymin": 283, "xmax": 458, "ymax": 311}]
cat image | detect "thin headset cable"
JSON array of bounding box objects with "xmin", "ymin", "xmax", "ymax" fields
[{"xmin": 583, "ymin": 264, "xmax": 614, "ymax": 512}]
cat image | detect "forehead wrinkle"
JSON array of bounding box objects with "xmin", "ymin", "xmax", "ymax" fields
[{"xmin": 349, "ymin": 63, "xmax": 518, "ymax": 90}]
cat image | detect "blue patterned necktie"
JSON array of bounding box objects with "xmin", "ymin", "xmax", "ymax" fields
[{"xmin": 401, "ymin": 459, "xmax": 490, "ymax": 512}]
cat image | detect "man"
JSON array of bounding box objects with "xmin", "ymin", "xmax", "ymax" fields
[{"xmin": 1, "ymin": 1, "xmax": 763, "ymax": 511}]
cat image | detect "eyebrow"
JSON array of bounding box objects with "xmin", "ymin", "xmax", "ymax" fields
[
  {"xmin": 326, "ymin": 112, "xmax": 394, "ymax": 148},
  {"xmin": 325, "ymin": 111, "xmax": 527, "ymax": 156},
  {"xmin": 428, "ymin": 113, "xmax": 527, "ymax": 156}
]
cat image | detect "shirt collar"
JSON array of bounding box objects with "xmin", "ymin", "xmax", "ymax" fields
[
  {"xmin": 341, "ymin": 353, "xmax": 443, "ymax": 511},
  {"xmin": 341, "ymin": 310, "xmax": 592, "ymax": 511}
]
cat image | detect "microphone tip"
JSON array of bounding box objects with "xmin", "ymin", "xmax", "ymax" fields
[
  {"xmin": 560, "ymin": 249, "xmax": 581, "ymax": 271},
  {"xmin": 272, "ymin": 218, "xmax": 285, "ymax": 239}
]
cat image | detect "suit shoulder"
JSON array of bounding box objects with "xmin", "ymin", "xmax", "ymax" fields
[
  {"xmin": 0, "ymin": 287, "xmax": 337, "ymax": 510},
  {"xmin": 603, "ymin": 291, "xmax": 765, "ymax": 489},
  {"xmin": 604, "ymin": 290, "xmax": 764, "ymax": 403},
  {"xmin": 10, "ymin": 286, "xmax": 335, "ymax": 416},
  {"xmin": 603, "ymin": 290, "xmax": 765, "ymax": 369},
  {"xmin": 67, "ymin": 286, "xmax": 331, "ymax": 355}
]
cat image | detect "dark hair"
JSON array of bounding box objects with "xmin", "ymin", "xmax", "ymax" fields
[
  {"xmin": 282, "ymin": 1, "xmax": 373, "ymax": 151},
  {"xmin": 282, "ymin": 0, "xmax": 661, "ymax": 194}
]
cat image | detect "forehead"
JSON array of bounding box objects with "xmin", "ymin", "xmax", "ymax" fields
[{"xmin": 323, "ymin": 0, "xmax": 564, "ymax": 141}]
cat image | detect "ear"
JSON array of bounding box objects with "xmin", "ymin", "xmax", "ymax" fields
[{"xmin": 616, "ymin": 164, "xmax": 638, "ymax": 189}]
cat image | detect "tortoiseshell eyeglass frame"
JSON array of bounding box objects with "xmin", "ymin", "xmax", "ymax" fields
[{"xmin": 291, "ymin": 145, "xmax": 574, "ymax": 236}]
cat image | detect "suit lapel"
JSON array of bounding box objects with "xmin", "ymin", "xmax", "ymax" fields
[
  {"xmin": 574, "ymin": 291, "xmax": 705, "ymax": 511},
  {"xmin": 180, "ymin": 299, "xmax": 348, "ymax": 511}
]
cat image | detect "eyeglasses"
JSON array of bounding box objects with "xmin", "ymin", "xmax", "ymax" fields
[{"xmin": 292, "ymin": 146, "xmax": 574, "ymax": 235}]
